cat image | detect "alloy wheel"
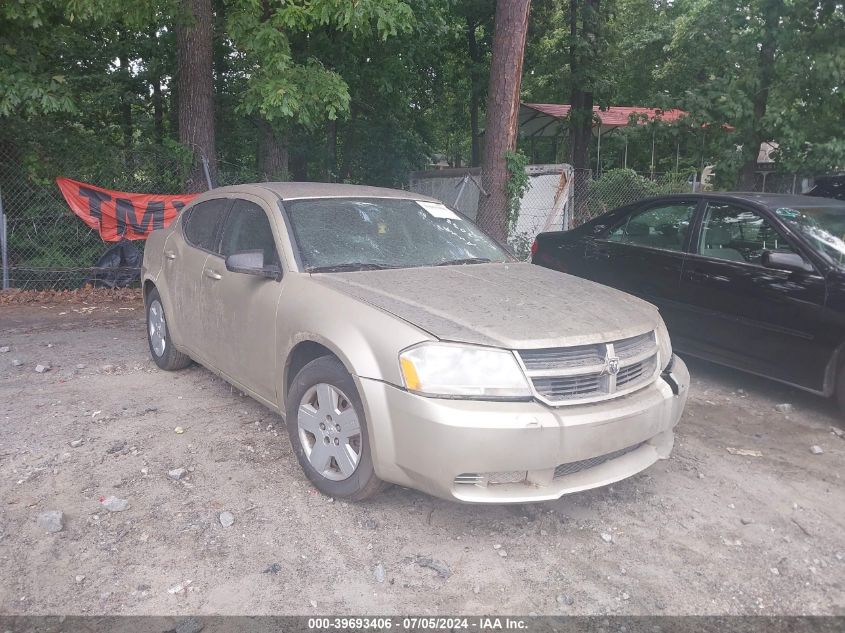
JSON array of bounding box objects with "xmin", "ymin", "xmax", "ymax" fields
[
  {"xmin": 297, "ymin": 383, "xmax": 362, "ymax": 481},
  {"xmin": 148, "ymin": 299, "xmax": 167, "ymax": 357}
]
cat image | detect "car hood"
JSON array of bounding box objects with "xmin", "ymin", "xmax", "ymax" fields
[{"xmin": 310, "ymin": 263, "xmax": 661, "ymax": 349}]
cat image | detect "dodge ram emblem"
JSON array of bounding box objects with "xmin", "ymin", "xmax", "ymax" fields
[{"xmin": 604, "ymin": 355, "xmax": 620, "ymax": 376}]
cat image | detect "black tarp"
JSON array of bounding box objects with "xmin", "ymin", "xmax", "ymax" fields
[{"xmin": 84, "ymin": 240, "xmax": 142, "ymax": 288}]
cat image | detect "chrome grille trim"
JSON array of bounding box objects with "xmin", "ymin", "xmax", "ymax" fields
[
  {"xmin": 516, "ymin": 331, "xmax": 659, "ymax": 406},
  {"xmin": 519, "ymin": 344, "xmax": 605, "ymax": 370},
  {"xmin": 614, "ymin": 332, "xmax": 655, "ymax": 359},
  {"xmin": 454, "ymin": 471, "xmax": 528, "ymax": 487}
]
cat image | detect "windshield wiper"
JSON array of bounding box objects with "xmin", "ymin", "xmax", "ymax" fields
[
  {"xmin": 306, "ymin": 262, "xmax": 400, "ymax": 273},
  {"xmin": 435, "ymin": 257, "xmax": 492, "ymax": 266}
]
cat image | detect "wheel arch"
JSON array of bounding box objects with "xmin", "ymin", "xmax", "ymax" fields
[
  {"xmin": 143, "ymin": 279, "xmax": 156, "ymax": 304},
  {"xmin": 283, "ymin": 338, "xmax": 354, "ymax": 404}
]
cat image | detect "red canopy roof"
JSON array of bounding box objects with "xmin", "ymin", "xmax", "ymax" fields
[{"xmin": 520, "ymin": 102, "xmax": 689, "ymax": 136}]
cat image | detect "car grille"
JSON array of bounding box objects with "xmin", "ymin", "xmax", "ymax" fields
[
  {"xmin": 553, "ymin": 443, "xmax": 645, "ymax": 479},
  {"xmin": 517, "ymin": 331, "xmax": 659, "ymax": 405}
]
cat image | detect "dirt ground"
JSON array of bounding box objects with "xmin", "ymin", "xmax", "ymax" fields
[{"xmin": 1, "ymin": 294, "xmax": 843, "ymax": 616}]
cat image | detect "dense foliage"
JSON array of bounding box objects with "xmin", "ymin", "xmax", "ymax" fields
[{"xmin": 1, "ymin": 0, "xmax": 843, "ymax": 191}]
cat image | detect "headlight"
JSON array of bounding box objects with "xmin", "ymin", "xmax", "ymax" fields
[
  {"xmin": 399, "ymin": 343, "xmax": 531, "ymax": 398},
  {"xmin": 656, "ymin": 319, "xmax": 673, "ymax": 369}
]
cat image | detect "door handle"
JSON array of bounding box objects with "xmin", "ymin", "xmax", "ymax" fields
[
  {"xmin": 204, "ymin": 268, "xmax": 222, "ymax": 280},
  {"xmin": 586, "ymin": 244, "xmax": 610, "ymax": 260},
  {"xmin": 164, "ymin": 251, "xmax": 176, "ymax": 260},
  {"xmin": 688, "ymin": 269, "xmax": 725, "ymax": 283}
]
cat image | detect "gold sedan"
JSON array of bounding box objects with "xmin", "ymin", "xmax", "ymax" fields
[{"xmin": 142, "ymin": 183, "xmax": 688, "ymax": 503}]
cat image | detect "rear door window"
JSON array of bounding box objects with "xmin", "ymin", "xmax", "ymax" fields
[
  {"xmin": 607, "ymin": 203, "xmax": 696, "ymax": 252},
  {"xmin": 183, "ymin": 199, "xmax": 229, "ymax": 251}
]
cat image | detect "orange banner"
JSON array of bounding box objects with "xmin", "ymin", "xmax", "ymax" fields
[{"xmin": 56, "ymin": 177, "xmax": 197, "ymax": 242}]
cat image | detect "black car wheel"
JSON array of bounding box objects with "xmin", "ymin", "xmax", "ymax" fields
[
  {"xmin": 836, "ymin": 366, "xmax": 845, "ymax": 415},
  {"xmin": 146, "ymin": 287, "xmax": 192, "ymax": 371},
  {"xmin": 286, "ymin": 355, "xmax": 386, "ymax": 500}
]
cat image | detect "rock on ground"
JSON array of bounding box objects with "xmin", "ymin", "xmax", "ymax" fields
[
  {"xmin": 413, "ymin": 555, "xmax": 451, "ymax": 578},
  {"xmin": 374, "ymin": 563, "xmax": 386, "ymax": 583},
  {"xmin": 101, "ymin": 496, "xmax": 129, "ymax": 512},
  {"xmin": 168, "ymin": 467, "xmax": 188, "ymax": 480},
  {"xmin": 36, "ymin": 510, "xmax": 64, "ymax": 533}
]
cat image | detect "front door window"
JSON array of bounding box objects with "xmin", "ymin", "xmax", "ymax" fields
[
  {"xmin": 220, "ymin": 199, "xmax": 280, "ymax": 266},
  {"xmin": 698, "ymin": 203, "xmax": 795, "ymax": 265}
]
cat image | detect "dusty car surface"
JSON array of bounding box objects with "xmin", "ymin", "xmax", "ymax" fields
[{"xmin": 141, "ymin": 182, "xmax": 689, "ymax": 503}]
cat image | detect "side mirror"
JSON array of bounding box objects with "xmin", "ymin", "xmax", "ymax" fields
[
  {"xmin": 761, "ymin": 250, "xmax": 813, "ymax": 274},
  {"xmin": 225, "ymin": 250, "xmax": 281, "ymax": 280}
]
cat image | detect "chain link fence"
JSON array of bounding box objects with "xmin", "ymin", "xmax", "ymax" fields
[
  {"xmin": 0, "ymin": 142, "xmax": 200, "ymax": 289},
  {"xmin": 0, "ymin": 139, "xmax": 819, "ymax": 288},
  {"xmin": 410, "ymin": 166, "xmax": 698, "ymax": 260}
]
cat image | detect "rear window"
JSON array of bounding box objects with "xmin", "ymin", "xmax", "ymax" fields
[{"xmin": 183, "ymin": 199, "xmax": 229, "ymax": 252}]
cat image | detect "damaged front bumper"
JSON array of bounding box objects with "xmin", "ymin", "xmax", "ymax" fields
[{"xmin": 359, "ymin": 354, "xmax": 689, "ymax": 503}]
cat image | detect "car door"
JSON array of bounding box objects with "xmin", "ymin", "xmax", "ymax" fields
[
  {"xmin": 678, "ymin": 200, "xmax": 827, "ymax": 390},
  {"xmin": 199, "ymin": 195, "xmax": 284, "ymax": 403},
  {"xmin": 584, "ymin": 199, "xmax": 698, "ymax": 334},
  {"xmin": 167, "ymin": 197, "xmax": 230, "ymax": 356}
]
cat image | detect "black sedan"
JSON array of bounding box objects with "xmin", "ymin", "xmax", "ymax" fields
[{"xmin": 532, "ymin": 193, "xmax": 845, "ymax": 410}]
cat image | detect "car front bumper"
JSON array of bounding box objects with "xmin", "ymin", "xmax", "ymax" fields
[{"xmin": 359, "ymin": 354, "xmax": 689, "ymax": 503}]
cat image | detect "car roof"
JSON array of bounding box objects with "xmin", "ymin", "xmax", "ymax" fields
[
  {"xmin": 649, "ymin": 192, "xmax": 845, "ymax": 208},
  {"xmin": 206, "ymin": 181, "xmax": 440, "ymax": 202}
]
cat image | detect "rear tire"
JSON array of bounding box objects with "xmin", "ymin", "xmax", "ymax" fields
[
  {"xmin": 286, "ymin": 355, "xmax": 387, "ymax": 501},
  {"xmin": 146, "ymin": 287, "xmax": 192, "ymax": 371},
  {"xmin": 836, "ymin": 367, "xmax": 845, "ymax": 415}
]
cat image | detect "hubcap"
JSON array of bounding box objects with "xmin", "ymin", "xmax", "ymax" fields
[
  {"xmin": 297, "ymin": 383, "xmax": 362, "ymax": 481},
  {"xmin": 148, "ymin": 299, "xmax": 167, "ymax": 357}
]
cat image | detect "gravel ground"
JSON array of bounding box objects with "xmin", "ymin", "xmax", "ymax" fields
[{"xmin": 0, "ymin": 297, "xmax": 843, "ymax": 616}]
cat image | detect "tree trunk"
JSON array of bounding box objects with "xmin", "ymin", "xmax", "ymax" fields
[
  {"xmin": 256, "ymin": 119, "xmax": 289, "ymax": 181},
  {"xmin": 152, "ymin": 78, "xmax": 164, "ymax": 145},
  {"xmin": 738, "ymin": 0, "xmax": 779, "ymax": 190},
  {"xmin": 341, "ymin": 106, "xmax": 358, "ymax": 181},
  {"xmin": 477, "ymin": 0, "xmax": 531, "ymax": 243},
  {"xmin": 176, "ymin": 0, "xmax": 217, "ymax": 191},
  {"xmin": 568, "ymin": 0, "xmax": 603, "ymax": 224},
  {"xmin": 326, "ymin": 119, "xmax": 337, "ymax": 181},
  {"xmin": 169, "ymin": 84, "xmax": 179, "ymax": 141},
  {"xmin": 466, "ymin": 17, "xmax": 483, "ymax": 168},
  {"xmin": 118, "ymin": 51, "xmax": 133, "ymax": 151},
  {"xmin": 568, "ymin": 0, "xmax": 600, "ymax": 171}
]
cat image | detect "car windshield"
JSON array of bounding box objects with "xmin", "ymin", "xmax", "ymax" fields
[
  {"xmin": 284, "ymin": 197, "xmax": 511, "ymax": 271},
  {"xmin": 773, "ymin": 201, "xmax": 845, "ymax": 267}
]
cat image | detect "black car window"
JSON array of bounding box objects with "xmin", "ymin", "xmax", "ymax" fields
[
  {"xmin": 183, "ymin": 199, "xmax": 228, "ymax": 251},
  {"xmin": 607, "ymin": 203, "xmax": 695, "ymax": 252},
  {"xmin": 220, "ymin": 199, "xmax": 280, "ymax": 266},
  {"xmin": 698, "ymin": 203, "xmax": 795, "ymax": 265}
]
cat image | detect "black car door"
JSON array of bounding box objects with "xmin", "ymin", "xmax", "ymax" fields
[
  {"xmin": 677, "ymin": 199, "xmax": 828, "ymax": 391},
  {"xmin": 583, "ymin": 199, "xmax": 699, "ymax": 334}
]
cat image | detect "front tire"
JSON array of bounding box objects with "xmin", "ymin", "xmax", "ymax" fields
[
  {"xmin": 146, "ymin": 287, "xmax": 192, "ymax": 371},
  {"xmin": 286, "ymin": 356, "xmax": 386, "ymax": 500}
]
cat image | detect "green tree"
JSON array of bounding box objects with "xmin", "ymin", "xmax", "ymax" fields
[
  {"xmin": 224, "ymin": 0, "xmax": 414, "ymax": 179},
  {"xmin": 661, "ymin": 0, "xmax": 845, "ymax": 186}
]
